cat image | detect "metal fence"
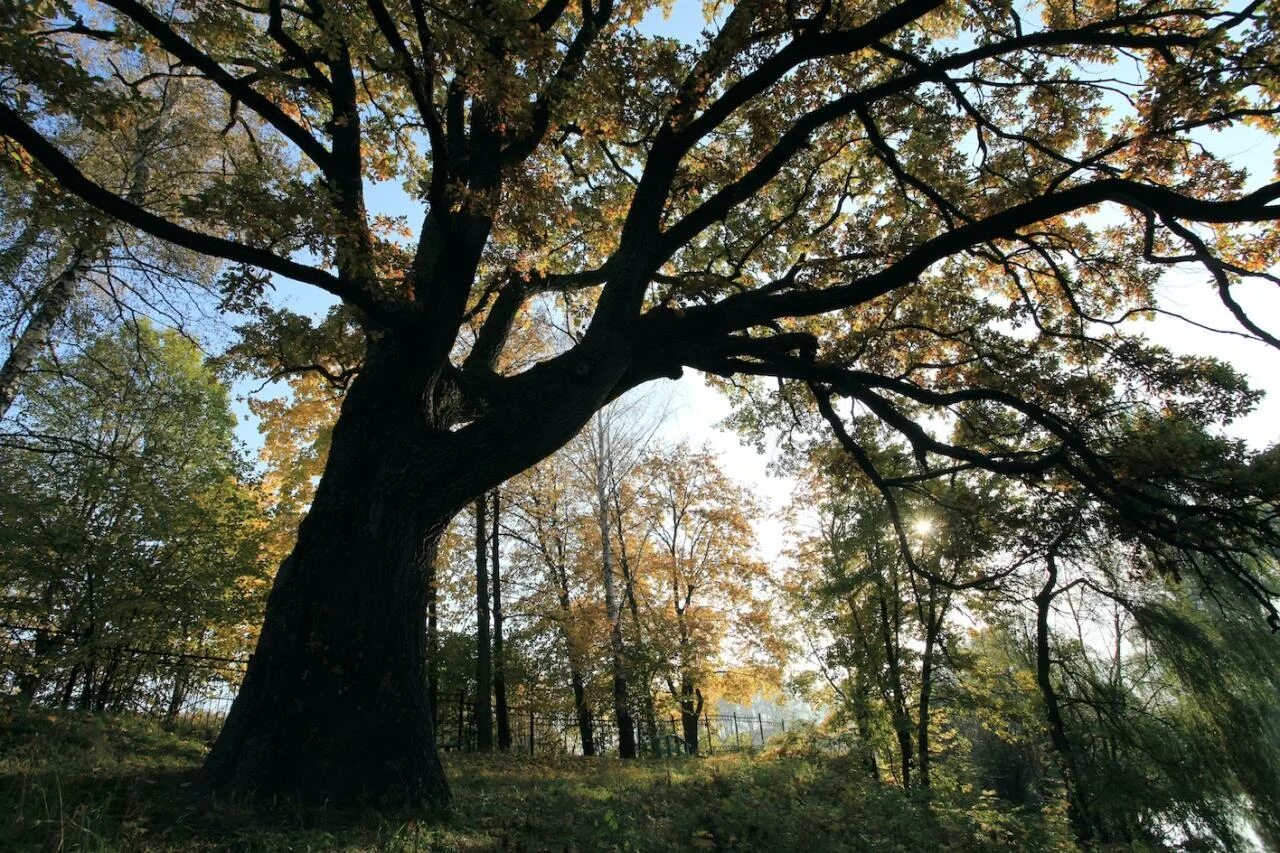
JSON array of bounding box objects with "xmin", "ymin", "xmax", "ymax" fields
[
  {"xmin": 434, "ymin": 686, "xmax": 788, "ymax": 757},
  {"xmin": 2, "ymin": 625, "xmax": 788, "ymax": 757},
  {"xmin": 0, "ymin": 621, "xmax": 242, "ymax": 736}
]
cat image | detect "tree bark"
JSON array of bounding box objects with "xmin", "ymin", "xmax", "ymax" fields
[
  {"xmin": 854, "ymin": 695, "xmax": 880, "ymax": 781},
  {"xmin": 491, "ymin": 489, "xmax": 510, "ymax": 751},
  {"xmin": 571, "ymin": 670, "xmax": 595, "ymax": 756},
  {"xmin": 17, "ymin": 581, "xmax": 58, "ymax": 703},
  {"xmin": 616, "ymin": 504, "xmax": 658, "ymax": 754},
  {"xmin": 916, "ymin": 594, "xmax": 938, "ymax": 791},
  {"xmin": 427, "ymin": 568, "xmax": 439, "ymax": 726},
  {"xmin": 594, "ymin": 422, "xmax": 636, "ymax": 758},
  {"xmin": 878, "ymin": 588, "xmax": 912, "ymax": 790},
  {"xmin": 551, "ymin": 560, "xmax": 595, "ymax": 756},
  {"xmin": 473, "ymin": 495, "xmax": 494, "ymax": 751},
  {"xmin": 202, "ymin": 340, "xmax": 453, "ymax": 804},
  {"xmin": 166, "ymin": 660, "xmax": 191, "ymax": 722},
  {"xmin": 1035, "ymin": 556, "xmax": 1093, "ymax": 841},
  {"xmin": 0, "ymin": 246, "xmax": 93, "ymax": 418},
  {"xmin": 679, "ymin": 680, "xmax": 703, "ymax": 754}
]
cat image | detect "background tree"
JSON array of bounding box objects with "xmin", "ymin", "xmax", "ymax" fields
[
  {"xmin": 787, "ymin": 417, "xmax": 1280, "ymax": 844},
  {"xmin": 636, "ymin": 442, "xmax": 777, "ymax": 754},
  {"xmin": 504, "ymin": 455, "xmax": 603, "ymax": 754},
  {"xmin": 0, "ymin": 320, "xmax": 269, "ymax": 711},
  {"xmin": 0, "ymin": 69, "xmax": 268, "ymax": 421},
  {"xmin": 568, "ymin": 404, "xmax": 662, "ymax": 758},
  {"xmin": 248, "ymin": 372, "xmax": 343, "ymax": 567},
  {"xmin": 5, "ymin": 0, "xmax": 1279, "ymax": 804}
]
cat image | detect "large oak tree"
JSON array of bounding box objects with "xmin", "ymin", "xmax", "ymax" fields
[{"xmin": 3, "ymin": 0, "xmax": 1278, "ymax": 805}]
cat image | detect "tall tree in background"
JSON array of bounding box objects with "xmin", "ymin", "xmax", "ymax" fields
[
  {"xmin": 505, "ymin": 454, "xmax": 600, "ymax": 755},
  {"xmin": 788, "ymin": 422, "xmax": 1280, "ymax": 843},
  {"xmin": 5, "ymin": 0, "xmax": 1279, "ymax": 804},
  {"xmin": 491, "ymin": 489, "xmax": 511, "ymax": 750},
  {"xmin": 472, "ymin": 494, "xmax": 494, "ymax": 751},
  {"xmin": 639, "ymin": 443, "xmax": 773, "ymax": 754},
  {"xmin": 0, "ymin": 321, "xmax": 268, "ymax": 710},
  {"xmin": 572, "ymin": 406, "xmax": 658, "ymax": 758}
]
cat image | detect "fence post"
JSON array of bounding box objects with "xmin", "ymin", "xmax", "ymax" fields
[
  {"xmin": 457, "ymin": 688, "xmax": 465, "ymax": 750},
  {"xmin": 732, "ymin": 712, "xmax": 740, "ymax": 750},
  {"xmin": 704, "ymin": 711, "xmax": 713, "ymax": 755},
  {"xmin": 758, "ymin": 712, "xmax": 765, "ymax": 746},
  {"xmin": 781, "ymin": 718, "xmax": 786, "ymax": 733},
  {"xmin": 529, "ymin": 710, "xmax": 535, "ymax": 755}
]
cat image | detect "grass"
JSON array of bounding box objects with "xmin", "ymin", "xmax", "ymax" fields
[{"xmin": 0, "ymin": 701, "xmax": 1073, "ymax": 851}]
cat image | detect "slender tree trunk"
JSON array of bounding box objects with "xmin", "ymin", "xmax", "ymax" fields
[
  {"xmin": 878, "ymin": 589, "xmax": 912, "ymax": 789},
  {"xmin": 0, "ymin": 221, "xmax": 38, "ymax": 282},
  {"xmin": 491, "ymin": 489, "xmax": 510, "ymax": 751},
  {"xmin": 1035, "ymin": 557, "xmax": 1093, "ymax": 841},
  {"xmin": 855, "ymin": 696, "xmax": 880, "ymax": 781},
  {"xmin": 917, "ymin": 595, "xmax": 938, "ymax": 791},
  {"xmin": 609, "ymin": 629, "xmax": 635, "ymax": 756},
  {"xmin": 473, "ymin": 495, "xmax": 493, "ymax": 752},
  {"xmin": 640, "ymin": 690, "xmax": 659, "ymax": 756},
  {"xmin": 60, "ymin": 664, "xmax": 79, "ymax": 708},
  {"xmin": 1, "ymin": 96, "xmax": 168, "ymax": 420},
  {"xmin": 616, "ymin": 513, "xmax": 657, "ymax": 754},
  {"xmin": 679, "ymin": 679, "xmax": 703, "ymax": 754},
  {"xmin": 594, "ymin": 428, "xmax": 635, "ymax": 758},
  {"xmin": 552, "ymin": 562, "xmax": 595, "ymax": 756},
  {"xmin": 17, "ymin": 581, "xmax": 58, "ymax": 703},
  {"xmin": 202, "ymin": 340, "xmax": 453, "ymax": 804},
  {"xmin": 167, "ymin": 660, "xmax": 191, "ymax": 722},
  {"xmin": 0, "ymin": 246, "xmax": 94, "ymax": 418},
  {"xmin": 79, "ymin": 572, "xmax": 96, "ymax": 711},
  {"xmin": 94, "ymin": 646, "xmax": 123, "ymax": 712},
  {"xmin": 571, "ymin": 671, "xmax": 595, "ymax": 756}
]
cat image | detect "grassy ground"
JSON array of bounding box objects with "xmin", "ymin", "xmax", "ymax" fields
[{"xmin": 0, "ymin": 702, "xmax": 1073, "ymax": 852}]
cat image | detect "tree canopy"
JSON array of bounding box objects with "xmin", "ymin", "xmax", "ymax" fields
[{"xmin": 2, "ymin": 0, "xmax": 1278, "ymax": 807}]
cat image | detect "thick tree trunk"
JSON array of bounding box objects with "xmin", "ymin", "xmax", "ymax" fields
[
  {"xmin": 427, "ymin": 575, "xmax": 439, "ymax": 725},
  {"xmin": 473, "ymin": 495, "xmax": 493, "ymax": 752},
  {"xmin": 491, "ymin": 489, "xmax": 510, "ymax": 751},
  {"xmin": 202, "ymin": 342, "xmax": 452, "ymax": 805}
]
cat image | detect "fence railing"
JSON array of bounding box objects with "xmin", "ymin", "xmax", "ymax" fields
[
  {"xmin": 0, "ymin": 621, "xmax": 242, "ymax": 735},
  {"xmin": 2, "ymin": 625, "xmax": 789, "ymax": 757},
  {"xmin": 433, "ymin": 686, "xmax": 788, "ymax": 757}
]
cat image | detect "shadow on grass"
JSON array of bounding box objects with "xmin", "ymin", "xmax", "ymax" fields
[{"xmin": 0, "ymin": 703, "xmax": 1074, "ymax": 851}]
